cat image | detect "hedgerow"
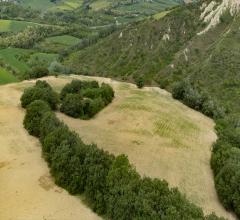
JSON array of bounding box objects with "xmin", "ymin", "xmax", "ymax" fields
[{"xmin": 21, "ymin": 83, "xmax": 224, "ymax": 220}]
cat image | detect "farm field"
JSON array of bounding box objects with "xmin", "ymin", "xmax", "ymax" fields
[
  {"xmin": 0, "ymin": 19, "xmax": 39, "ymax": 33},
  {"xmin": 0, "ymin": 48, "xmax": 32, "ymax": 74},
  {"xmin": 0, "ymin": 81, "xmax": 101, "ymax": 220},
  {"xmin": 0, "ymin": 48, "xmax": 58, "ymax": 76},
  {"xmin": 5, "ymin": 75, "xmax": 235, "ymax": 220},
  {"xmin": 36, "ymin": 35, "xmax": 81, "ymax": 52},
  {"xmin": 20, "ymin": 0, "xmax": 83, "ymax": 11},
  {"xmin": 0, "ymin": 67, "xmax": 18, "ymax": 85}
]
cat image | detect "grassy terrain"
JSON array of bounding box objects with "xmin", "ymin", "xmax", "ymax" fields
[
  {"xmin": 36, "ymin": 35, "xmax": 81, "ymax": 53},
  {"xmin": 0, "ymin": 48, "xmax": 58, "ymax": 77},
  {"xmin": 28, "ymin": 52, "xmax": 58, "ymax": 66},
  {"xmin": 20, "ymin": 0, "xmax": 83, "ymax": 11},
  {"xmin": 0, "ymin": 48, "xmax": 32, "ymax": 73},
  {"xmin": 0, "ymin": 67, "xmax": 18, "ymax": 85},
  {"xmin": 21, "ymin": 74, "xmax": 232, "ymax": 220},
  {"xmin": 0, "ymin": 19, "xmax": 39, "ymax": 33},
  {"xmin": 90, "ymin": 0, "xmax": 111, "ymax": 11},
  {"xmin": 0, "ymin": 81, "xmax": 101, "ymax": 220},
  {"xmin": 20, "ymin": 0, "xmax": 55, "ymax": 11},
  {"xmin": 153, "ymin": 10, "xmax": 172, "ymax": 20}
]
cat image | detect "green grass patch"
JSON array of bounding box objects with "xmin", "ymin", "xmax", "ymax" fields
[
  {"xmin": 20, "ymin": 0, "xmax": 55, "ymax": 11},
  {"xmin": 153, "ymin": 10, "xmax": 172, "ymax": 20},
  {"xmin": 37, "ymin": 35, "xmax": 81, "ymax": 52},
  {"xmin": 28, "ymin": 52, "xmax": 58, "ymax": 66},
  {"xmin": 45, "ymin": 35, "xmax": 81, "ymax": 46},
  {"xmin": 0, "ymin": 48, "xmax": 33, "ymax": 73},
  {"xmin": 0, "ymin": 19, "xmax": 39, "ymax": 33},
  {"xmin": 0, "ymin": 67, "xmax": 18, "ymax": 85},
  {"xmin": 91, "ymin": 0, "xmax": 111, "ymax": 11}
]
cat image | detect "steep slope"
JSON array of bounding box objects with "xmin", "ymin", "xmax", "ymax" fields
[{"xmin": 66, "ymin": 3, "xmax": 201, "ymax": 82}]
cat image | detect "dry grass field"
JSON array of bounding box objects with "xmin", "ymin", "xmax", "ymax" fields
[
  {"xmin": 0, "ymin": 75, "xmax": 236, "ymax": 220},
  {"xmin": 0, "ymin": 81, "xmax": 101, "ymax": 220}
]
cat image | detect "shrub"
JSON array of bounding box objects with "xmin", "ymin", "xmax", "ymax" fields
[
  {"xmin": 60, "ymin": 80, "xmax": 99, "ymax": 100},
  {"xmin": 100, "ymin": 83, "xmax": 114, "ymax": 105},
  {"xmin": 60, "ymin": 94, "xmax": 84, "ymax": 118},
  {"xmin": 135, "ymin": 76, "xmax": 145, "ymax": 89},
  {"xmin": 215, "ymin": 160, "xmax": 240, "ymax": 214},
  {"xmin": 23, "ymin": 100, "xmax": 51, "ymax": 137},
  {"xmin": 21, "ymin": 80, "xmax": 59, "ymax": 110},
  {"xmin": 84, "ymin": 98, "xmax": 105, "ymax": 118},
  {"xmin": 39, "ymin": 111, "xmax": 63, "ymax": 143},
  {"xmin": 25, "ymin": 66, "xmax": 49, "ymax": 79},
  {"xmin": 60, "ymin": 80, "xmax": 114, "ymax": 119},
  {"xmin": 48, "ymin": 61, "xmax": 71, "ymax": 75},
  {"xmin": 172, "ymin": 80, "xmax": 224, "ymax": 119}
]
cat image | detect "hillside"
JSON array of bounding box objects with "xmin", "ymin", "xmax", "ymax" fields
[
  {"xmin": 1, "ymin": 0, "xmax": 240, "ymax": 219},
  {"xmin": 0, "ymin": 75, "xmax": 234, "ymax": 220},
  {"xmin": 65, "ymin": 0, "xmax": 240, "ymax": 218},
  {"xmin": 0, "ymin": 79, "xmax": 101, "ymax": 220}
]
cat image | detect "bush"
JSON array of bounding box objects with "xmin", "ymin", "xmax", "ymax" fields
[
  {"xmin": 135, "ymin": 76, "xmax": 145, "ymax": 89},
  {"xmin": 215, "ymin": 160, "xmax": 240, "ymax": 214},
  {"xmin": 25, "ymin": 66, "xmax": 49, "ymax": 79},
  {"xmin": 84, "ymin": 98, "xmax": 105, "ymax": 118},
  {"xmin": 39, "ymin": 111, "xmax": 63, "ymax": 143},
  {"xmin": 172, "ymin": 80, "xmax": 224, "ymax": 119},
  {"xmin": 60, "ymin": 94, "xmax": 84, "ymax": 118},
  {"xmin": 23, "ymin": 100, "xmax": 51, "ymax": 137},
  {"xmin": 100, "ymin": 83, "xmax": 114, "ymax": 105},
  {"xmin": 60, "ymin": 80, "xmax": 99, "ymax": 100},
  {"xmin": 60, "ymin": 80, "xmax": 114, "ymax": 119},
  {"xmin": 21, "ymin": 80, "xmax": 59, "ymax": 110}
]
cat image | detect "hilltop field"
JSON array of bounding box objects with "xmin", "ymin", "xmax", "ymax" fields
[{"xmin": 0, "ymin": 75, "xmax": 236, "ymax": 220}]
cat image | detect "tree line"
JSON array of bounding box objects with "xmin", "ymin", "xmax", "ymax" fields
[
  {"xmin": 20, "ymin": 80, "xmax": 224, "ymax": 220},
  {"xmin": 172, "ymin": 79, "xmax": 240, "ymax": 217}
]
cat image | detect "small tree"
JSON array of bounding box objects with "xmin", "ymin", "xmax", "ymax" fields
[
  {"xmin": 135, "ymin": 76, "xmax": 145, "ymax": 89},
  {"xmin": 21, "ymin": 80, "xmax": 59, "ymax": 110},
  {"xmin": 60, "ymin": 94, "xmax": 84, "ymax": 118},
  {"xmin": 23, "ymin": 100, "xmax": 51, "ymax": 137}
]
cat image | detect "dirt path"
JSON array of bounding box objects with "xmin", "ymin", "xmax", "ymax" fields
[{"xmin": 0, "ymin": 84, "xmax": 101, "ymax": 220}]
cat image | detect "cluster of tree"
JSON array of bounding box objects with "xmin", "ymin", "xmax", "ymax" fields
[
  {"xmin": 0, "ymin": 25, "xmax": 63, "ymax": 49},
  {"xmin": 24, "ymin": 66, "xmax": 49, "ymax": 79},
  {"xmin": 172, "ymin": 80, "xmax": 225, "ymax": 119},
  {"xmin": 21, "ymin": 80, "xmax": 59, "ymax": 110},
  {"xmin": 0, "ymin": 2, "xmax": 39, "ymax": 20},
  {"xmin": 210, "ymin": 115, "xmax": 240, "ymax": 217},
  {"xmin": 60, "ymin": 80, "xmax": 114, "ymax": 119},
  {"xmin": 21, "ymin": 83, "xmax": 224, "ymax": 220}
]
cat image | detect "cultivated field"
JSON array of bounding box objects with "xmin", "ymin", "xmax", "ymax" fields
[
  {"xmin": 0, "ymin": 19, "xmax": 39, "ymax": 33},
  {"xmin": 0, "ymin": 75, "xmax": 236, "ymax": 220},
  {"xmin": 37, "ymin": 35, "xmax": 81, "ymax": 53}
]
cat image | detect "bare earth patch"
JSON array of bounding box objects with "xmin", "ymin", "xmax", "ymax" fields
[
  {"xmin": 0, "ymin": 75, "xmax": 236, "ymax": 220},
  {"xmin": 0, "ymin": 83, "xmax": 101, "ymax": 220}
]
